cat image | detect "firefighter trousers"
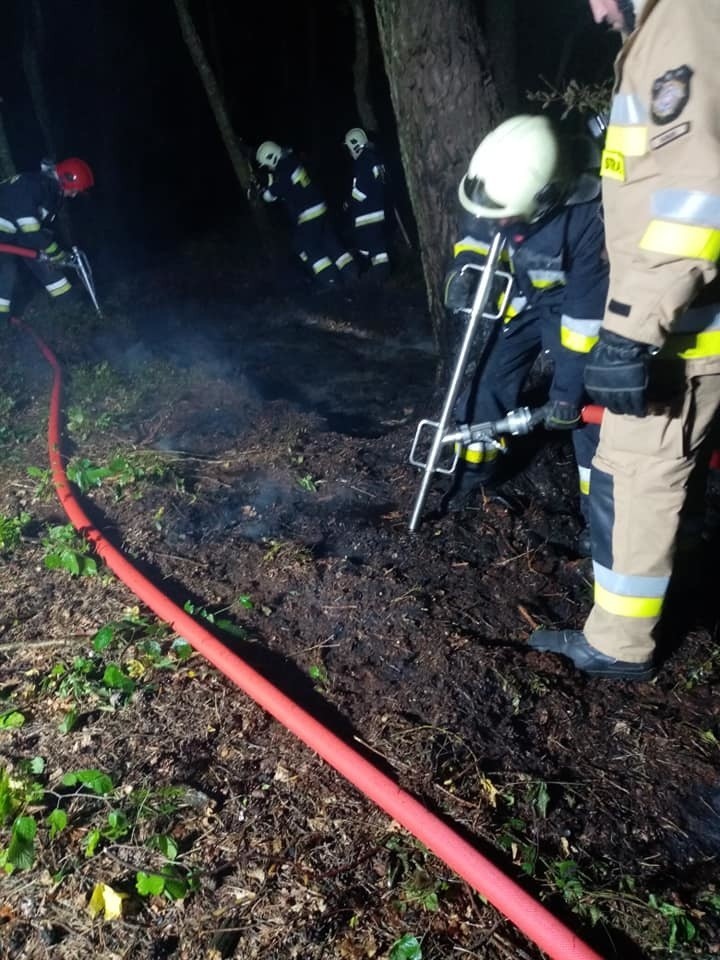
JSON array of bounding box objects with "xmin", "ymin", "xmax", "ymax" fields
[
  {"xmin": 585, "ymin": 369, "xmax": 720, "ymax": 662},
  {"xmin": 453, "ymin": 309, "xmax": 597, "ymax": 518}
]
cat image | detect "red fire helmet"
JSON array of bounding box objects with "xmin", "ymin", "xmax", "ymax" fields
[{"xmin": 55, "ymin": 158, "xmax": 95, "ymax": 196}]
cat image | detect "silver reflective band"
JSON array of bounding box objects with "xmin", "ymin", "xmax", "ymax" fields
[
  {"xmin": 609, "ymin": 93, "xmax": 648, "ymax": 125},
  {"xmin": 593, "ymin": 561, "xmax": 668, "ymax": 598},
  {"xmin": 650, "ymin": 189, "xmax": 720, "ymax": 229}
]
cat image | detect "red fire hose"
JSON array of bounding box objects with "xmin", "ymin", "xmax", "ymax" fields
[
  {"xmin": 0, "ymin": 242, "xmax": 39, "ymax": 260},
  {"xmin": 12, "ymin": 314, "xmax": 605, "ymax": 960}
]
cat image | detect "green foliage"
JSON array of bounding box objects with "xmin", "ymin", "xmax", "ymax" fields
[
  {"xmin": 297, "ymin": 473, "xmax": 318, "ymax": 492},
  {"xmin": 66, "ymin": 452, "xmax": 170, "ymax": 499},
  {"xmin": 41, "ymin": 524, "xmax": 98, "ymax": 577},
  {"xmin": 648, "ymin": 894, "xmax": 697, "ymax": 950},
  {"xmin": 389, "ymin": 934, "xmax": 422, "ymax": 960},
  {"xmin": 26, "ymin": 465, "xmax": 53, "ymax": 500},
  {"xmin": 61, "ymin": 769, "xmax": 115, "ymax": 796},
  {"xmin": 0, "ymin": 511, "xmax": 30, "ymax": 552},
  {"xmin": 183, "ymin": 600, "xmax": 247, "ymax": 638},
  {"xmin": 527, "ymin": 77, "xmax": 613, "ymax": 119},
  {"xmin": 0, "ymin": 709, "xmax": 25, "ymax": 729},
  {"xmin": 384, "ymin": 836, "xmax": 448, "ymax": 914},
  {"xmin": 66, "ymin": 405, "xmax": 113, "ymax": 441}
]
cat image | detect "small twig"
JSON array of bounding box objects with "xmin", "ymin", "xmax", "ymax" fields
[{"xmin": 517, "ymin": 604, "xmax": 539, "ymax": 630}]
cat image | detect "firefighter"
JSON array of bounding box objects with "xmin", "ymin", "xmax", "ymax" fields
[
  {"xmin": 255, "ymin": 141, "xmax": 355, "ymax": 291},
  {"xmin": 343, "ymin": 128, "xmax": 390, "ymax": 282},
  {"xmin": 444, "ymin": 115, "xmax": 608, "ymax": 552},
  {"xmin": 530, "ymin": 0, "xmax": 720, "ymax": 679},
  {"xmin": 0, "ymin": 158, "xmax": 94, "ymax": 316}
]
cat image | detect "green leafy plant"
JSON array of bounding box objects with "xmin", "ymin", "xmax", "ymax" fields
[
  {"xmin": 0, "ymin": 511, "xmax": 30, "ymax": 552},
  {"xmin": 26, "ymin": 465, "xmax": 53, "ymax": 500},
  {"xmin": 385, "ymin": 836, "xmax": 448, "ymax": 913},
  {"xmin": 308, "ymin": 663, "xmax": 329, "ymax": 691},
  {"xmin": 183, "ymin": 600, "xmax": 247, "ymax": 638},
  {"xmin": 297, "ymin": 473, "xmax": 318, "ymax": 493},
  {"xmin": 389, "ymin": 934, "xmax": 423, "ymax": 960},
  {"xmin": 41, "ymin": 524, "xmax": 98, "ymax": 577},
  {"xmin": 66, "ymin": 452, "xmax": 169, "ymax": 499},
  {"xmin": 648, "ymin": 894, "xmax": 697, "ymax": 950}
]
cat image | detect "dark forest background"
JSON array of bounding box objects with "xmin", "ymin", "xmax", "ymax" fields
[{"xmin": 1, "ymin": 1, "xmax": 620, "ymax": 291}]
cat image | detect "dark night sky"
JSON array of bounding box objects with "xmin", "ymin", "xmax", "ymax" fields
[{"xmin": 1, "ymin": 1, "xmax": 619, "ymax": 275}]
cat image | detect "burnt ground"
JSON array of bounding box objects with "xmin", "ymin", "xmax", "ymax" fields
[{"xmin": 1, "ymin": 232, "xmax": 719, "ymax": 960}]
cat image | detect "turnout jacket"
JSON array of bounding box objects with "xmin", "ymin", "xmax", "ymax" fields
[
  {"xmin": 349, "ymin": 144, "xmax": 386, "ymax": 227},
  {"xmin": 0, "ymin": 171, "xmax": 64, "ymax": 257},
  {"xmin": 600, "ymin": 0, "xmax": 720, "ymax": 370},
  {"xmin": 447, "ymin": 178, "xmax": 609, "ymax": 403},
  {"xmin": 261, "ymin": 150, "xmax": 328, "ymax": 226}
]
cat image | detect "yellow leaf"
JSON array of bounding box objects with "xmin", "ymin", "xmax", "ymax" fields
[
  {"xmin": 88, "ymin": 882, "xmax": 127, "ymax": 920},
  {"xmin": 126, "ymin": 659, "xmax": 146, "ymax": 679}
]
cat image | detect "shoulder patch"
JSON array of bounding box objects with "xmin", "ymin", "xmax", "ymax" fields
[
  {"xmin": 650, "ymin": 121, "xmax": 691, "ymax": 150},
  {"xmin": 651, "ymin": 65, "xmax": 692, "ymax": 125}
]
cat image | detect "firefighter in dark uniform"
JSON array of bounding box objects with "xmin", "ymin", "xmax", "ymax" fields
[
  {"xmin": 0, "ymin": 158, "xmax": 94, "ymax": 316},
  {"xmin": 444, "ymin": 115, "xmax": 609, "ymax": 552},
  {"xmin": 255, "ymin": 141, "xmax": 355, "ymax": 290},
  {"xmin": 343, "ymin": 128, "xmax": 390, "ymax": 281}
]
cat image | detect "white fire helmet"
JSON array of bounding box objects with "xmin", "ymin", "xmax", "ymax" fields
[
  {"xmin": 458, "ymin": 115, "xmax": 561, "ymax": 222},
  {"xmin": 256, "ymin": 141, "xmax": 282, "ymax": 170},
  {"xmin": 344, "ymin": 128, "xmax": 368, "ymax": 159}
]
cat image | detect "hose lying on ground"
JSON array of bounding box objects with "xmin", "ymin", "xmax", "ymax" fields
[{"xmin": 13, "ymin": 315, "xmax": 605, "ymax": 960}]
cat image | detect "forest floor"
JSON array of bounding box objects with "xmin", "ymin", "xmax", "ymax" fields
[{"xmin": 0, "ymin": 232, "xmax": 719, "ymax": 960}]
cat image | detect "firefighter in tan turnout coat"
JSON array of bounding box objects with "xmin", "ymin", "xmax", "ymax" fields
[{"xmin": 530, "ymin": 0, "xmax": 720, "ymax": 679}]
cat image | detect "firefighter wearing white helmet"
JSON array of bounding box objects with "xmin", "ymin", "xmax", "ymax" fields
[
  {"xmin": 254, "ymin": 141, "xmax": 355, "ymax": 290},
  {"xmin": 530, "ymin": 0, "xmax": 720, "ymax": 679},
  {"xmin": 343, "ymin": 127, "xmax": 390, "ymax": 281},
  {"xmin": 443, "ymin": 114, "xmax": 608, "ymax": 555},
  {"xmin": 457, "ymin": 115, "xmax": 561, "ymax": 222}
]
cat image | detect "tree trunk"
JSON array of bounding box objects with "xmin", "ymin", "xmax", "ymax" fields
[
  {"xmin": 348, "ymin": 0, "xmax": 378, "ymax": 131},
  {"xmin": 485, "ymin": 0, "xmax": 519, "ymax": 114},
  {"xmin": 0, "ymin": 106, "xmax": 16, "ymax": 179},
  {"xmin": 374, "ymin": 0, "xmax": 502, "ymax": 354},
  {"xmin": 22, "ymin": 0, "xmax": 56, "ymax": 160},
  {"xmin": 172, "ymin": 0, "xmax": 271, "ymax": 240}
]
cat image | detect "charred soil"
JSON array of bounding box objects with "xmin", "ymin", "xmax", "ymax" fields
[{"xmin": 1, "ymin": 238, "xmax": 719, "ymax": 960}]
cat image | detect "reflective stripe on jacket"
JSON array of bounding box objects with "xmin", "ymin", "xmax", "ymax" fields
[
  {"xmin": 451, "ymin": 182, "xmax": 607, "ymax": 354},
  {"xmin": 599, "ymin": 0, "xmax": 720, "ymax": 368}
]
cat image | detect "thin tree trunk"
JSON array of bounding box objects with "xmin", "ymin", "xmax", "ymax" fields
[
  {"xmin": 349, "ymin": 0, "xmax": 378, "ymax": 131},
  {"xmin": 172, "ymin": 0, "xmax": 271, "ymax": 239},
  {"xmin": 485, "ymin": 0, "xmax": 519, "ymax": 114},
  {"xmin": 374, "ymin": 0, "xmax": 502, "ymax": 353},
  {"xmin": 22, "ymin": 0, "xmax": 56, "ymax": 160},
  {"xmin": 0, "ymin": 105, "xmax": 16, "ymax": 179}
]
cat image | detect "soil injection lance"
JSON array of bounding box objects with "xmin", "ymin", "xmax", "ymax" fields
[
  {"xmin": 0, "ymin": 241, "xmax": 102, "ymax": 318},
  {"xmin": 408, "ymin": 229, "xmax": 513, "ymax": 532}
]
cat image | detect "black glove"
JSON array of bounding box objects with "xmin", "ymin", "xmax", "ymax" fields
[
  {"xmin": 584, "ymin": 329, "xmax": 652, "ymax": 417},
  {"xmin": 543, "ymin": 400, "xmax": 581, "ymax": 430},
  {"xmin": 443, "ymin": 268, "xmax": 476, "ymax": 313}
]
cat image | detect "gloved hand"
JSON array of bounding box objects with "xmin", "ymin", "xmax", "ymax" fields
[
  {"xmin": 443, "ymin": 267, "xmax": 475, "ymax": 313},
  {"xmin": 543, "ymin": 399, "xmax": 581, "ymax": 430},
  {"xmin": 41, "ymin": 245, "xmax": 69, "ymax": 267},
  {"xmin": 584, "ymin": 328, "xmax": 653, "ymax": 417}
]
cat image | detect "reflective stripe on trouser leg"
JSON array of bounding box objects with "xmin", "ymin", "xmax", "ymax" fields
[
  {"xmin": 585, "ymin": 373, "xmax": 720, "ymax": 661},
  {"xmin": 572, "ymin": 422, "xmax": 599, "ymax": 524}
]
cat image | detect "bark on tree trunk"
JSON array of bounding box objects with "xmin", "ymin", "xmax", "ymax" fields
[
  {"xmin": 374, "ymin": 0, "xmax": 502, "ymax": 355},
  {"xmin": 0, "ymin": 106, "xmax": 16, "ymax": 179},
  {"xmin": 348, "ymin": 0, "xmax": 378, "ymax": 131},
  {"xmin": 172, "ymin": 0, "xmax": 271, "ymax": 240},
  {"xmin": 485, "ymin": 0, "xmax": 519, "ymax": 114},
  {"xmin": 22, "ymin": 0, "xmax": 56, "ymax": 160}
]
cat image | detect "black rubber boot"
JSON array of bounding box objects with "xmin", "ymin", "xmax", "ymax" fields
[{"xmin": 528, "ymin": 629, "xmax": 654, "ymax": 680}]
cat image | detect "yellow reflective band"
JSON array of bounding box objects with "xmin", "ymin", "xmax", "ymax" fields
[
  {"xmin": 560, "ymin": 326, "xmax": 598, "ymax": 354},
  {"xmin": 594, "ymin": 582, "xmax": 664, "ymax": 619},
  {"xmin": 453, "ymin": 240, "xmax": 488, "ymax": 257},
  {"xmin": 640, "ymin": 220, "xmax": 720, "ymax": 261},
  {"xmin": 667, "ymin": 329, "xmax": 720, "ymax": 360},
  {"xmin": 605, "ymin": 124, "xmax": 647, "ymax": 157},
  {"xmin": 579, "ymin": 476, "xmax": 590, "ymax": 496}
]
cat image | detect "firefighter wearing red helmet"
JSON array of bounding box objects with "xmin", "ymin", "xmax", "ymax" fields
[{"xmin": 0, "ymin": 157, "xmax": 94, "ymax": 315}]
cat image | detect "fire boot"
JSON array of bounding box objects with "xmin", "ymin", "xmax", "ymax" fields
[{"xmin": 528, "ymin": 629, "xmax": 655, "ymax": 681}]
